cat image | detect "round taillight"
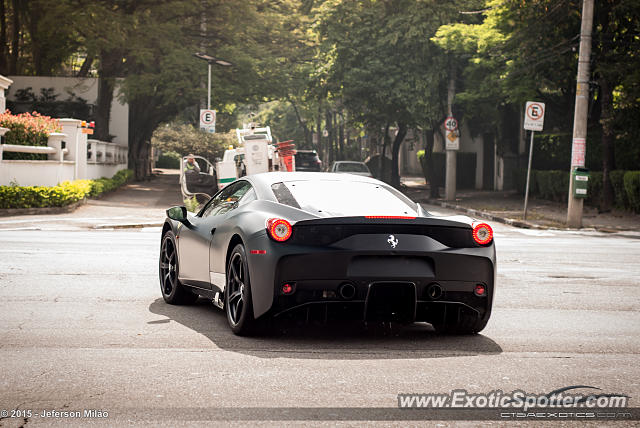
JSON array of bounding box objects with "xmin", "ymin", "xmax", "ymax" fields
[
  {"xmin": 267, "ymin": 218, "xmax": 292, "ymax": 242},
  {"xmin": 472, "ymin": 222, "xmax": 493, "ymax": 245},
  {"xmin": 474, "ymin": 284, "xmax": 486, "ymax": 297},
  {"xmin": 282, "ymin": 283, "xmax": 294, "ymax": 294}
]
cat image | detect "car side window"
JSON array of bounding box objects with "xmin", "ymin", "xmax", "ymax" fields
[{"xmin": 201, "ymin": 181, "xmax": 253, "ymax": 217}]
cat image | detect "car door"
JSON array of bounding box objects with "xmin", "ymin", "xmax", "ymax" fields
[
  {"xmin": 177, "ymin": 181, "xmax": 248, "ymax": 289},
  {"xmin": 207, "ymin": 182, "xmax": 257, "ymax": 292}
]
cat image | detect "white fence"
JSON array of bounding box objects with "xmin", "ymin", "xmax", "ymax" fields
[{"xmin": 0, "ymin": 118, "xmax": 128, "ymax": 187}]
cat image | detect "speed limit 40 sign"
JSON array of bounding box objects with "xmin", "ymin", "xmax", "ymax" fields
[
  {"xmin": 444, "ymin": 116, "xmax": 458, "ymax": 131},
  {"xmin": 444, "ymin": 116, "xmax": 459, "ymax": 150}
]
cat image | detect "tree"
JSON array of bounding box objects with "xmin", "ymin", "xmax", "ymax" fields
[
  {"xmin": 151, "ymin": 123, "xmax": 233, "ymax": 161},
  {"xmin": 317, "ymin": 0, "xmax": 467, "ymax": 187}
]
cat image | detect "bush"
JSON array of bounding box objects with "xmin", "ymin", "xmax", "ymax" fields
[
  {"xmin": 535, "ymin": 170, "xmax": 569, "ymax": 202},
  {"xmin": 0, "ymin": 111, "xmax": 61, "ymax": 160},
  {"xmin": 156, "ymin": 151, "xmax": 181, "ymax": 169},
  {"xmin": 624, "ymin": 171, "xmax": 640, "ymax": 213},
  {"xmin": 586, "ymin": 171, "xmax": 603, "ymax": 207},
  {"xmin": 0, "ymin": 169, "xmax": 133, "ymax": 209},
  {"xmin": 610, "ymin": 170, "xmax": 628, "ymax": 209},
  {"xmin": 514, "ymin": 168, "xmax": 538, "ymax": 196}
]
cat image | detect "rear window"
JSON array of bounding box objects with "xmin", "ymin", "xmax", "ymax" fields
[
  {"xmin": 271, "ymin": 180, "xmax": 418, "ymax": 217},
  {"xmin": 336, "ymin": 162, "xmax": 369, "ymax": 173},
  {"xmin": 295, "ymin": 152, "xmax": 318, "ymax": 161}
]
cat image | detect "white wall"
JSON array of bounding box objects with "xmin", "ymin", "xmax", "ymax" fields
[
  {"xmin": 0, "ymin": 161, "xmax": 75, "ymax": 186},
  {"xmin": 0, "ymin": 75, "xmax": 12, "ymax": 112},
  {"xmin": 458, "ymin": 123, "xmax": 484, "ymax": 190},
  {"xmin": 6, "ymin": 76, "xmax": 129, "ymax": 147},
  {"xmin": 86, "ymin": 163, "xmax": 127, "ymax": 180}
]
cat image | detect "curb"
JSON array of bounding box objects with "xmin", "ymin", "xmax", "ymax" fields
[
  {"xmin": 436, "ymin": 201, "xmax": 545, "ymax": 229},
  {"xmin": 0, "ymin": 199, "xmax": 87, "ymax": 217},
  {"xmin": 93, "ymin": 222, "xmax": 163, "ymax": 230},
  {"xmin": 430, "ymin": 200, "xmax": 637, "ymax": 233}
]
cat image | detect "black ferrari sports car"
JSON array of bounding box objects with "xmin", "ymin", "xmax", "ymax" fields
[{"xmin": 159, "ymin": 172, "xmax": 495, "ymax": 335}]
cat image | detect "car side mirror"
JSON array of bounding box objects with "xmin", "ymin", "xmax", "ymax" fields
[{"xmin": 166, "ymin": 206, "xmax": 189, "ymax": 224}]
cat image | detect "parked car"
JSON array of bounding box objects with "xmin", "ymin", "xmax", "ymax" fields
[
  {"xmin": 159, "ymin": 172, "xmax": 496, "ymax": 335},
  {"xmin": 294, "ymin": 150, "xmax": 322, "ymax": 171},
  {"xmin": 330, "ymin": 161, "xmax": 373, "ymax": 177}
]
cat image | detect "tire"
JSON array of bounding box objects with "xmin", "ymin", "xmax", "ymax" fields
[
  {"xmin": 225, "ymin": 244, "xmax": 256, "ymax": 335},
  {"xmin": 159, "ymin": 230, "xmax": 198, "ymax": 305}
]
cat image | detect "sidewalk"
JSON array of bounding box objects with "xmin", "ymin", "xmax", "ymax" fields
[
  {"xmin": 0, "ymin": 170, "xmax": 183, "ymax": 230},
  {"xmin": 401, "ymin": 176, "xmax": 640, "ymax": 232}
]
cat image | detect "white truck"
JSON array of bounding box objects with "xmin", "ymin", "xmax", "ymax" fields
[{"xmin": 215, "ymin": 125, "xmax": 296, "ymax": 189}]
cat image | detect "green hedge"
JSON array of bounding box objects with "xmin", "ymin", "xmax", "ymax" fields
[
  {"xmin": 515, "ymin": 168, "xmax": 640, "ymax": 213},
  {"xmin": 625, "ymin": 171, "xmax": 640, "ymax": 213},
  {"xmin": 536, "ymin": 170, "xmax": 569, "ymax": 202},
  {"xmin": 88, "ymin": 169, "xmax": 134, "ymax": 197},
  {"xmin": 0, "ymin": 169, "xmax": 133, "ymax": 209},
  {"xmin": 156, "ymin": 150, "xmax": 181, "ymax": 169},
  {"xmin": 610, "ymin": 170, "xmax": 628, "ymax": 209},
  {"xmin": 587, "ymin": 171, "xmax": 603, "ymax": 207}
]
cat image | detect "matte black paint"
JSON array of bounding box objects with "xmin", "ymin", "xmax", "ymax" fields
[{"xmin": 161, "ymin": 172, "xmax": 496, "ymax": 325}]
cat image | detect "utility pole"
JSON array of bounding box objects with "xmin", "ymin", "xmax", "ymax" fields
[
  {"xmin": 445, "ymin": 67, "xmax": 457, "ymax": 201},
  {"xmin": 567, "ymin": 0, "xmax": 595, "ymax": 227}
]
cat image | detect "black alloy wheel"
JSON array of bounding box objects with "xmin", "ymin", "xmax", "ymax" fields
[
  {"xmin": 159, "ymin": 230, "xmax": 197, "ymax": 305},
  {"xmin": 225, "ymin": 244, "xmax": 256, "ymax": 335}
]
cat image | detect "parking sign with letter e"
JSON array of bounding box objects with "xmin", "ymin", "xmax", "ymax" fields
[{"xmin": 524, "ymin": 101, "xmax": 545, "ymax": 131}]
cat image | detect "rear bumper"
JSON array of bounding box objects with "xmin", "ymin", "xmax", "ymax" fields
[
  {"xmin": 246, "ymin": 232, "xmax": 495, "ymax": 324},
  {"xmin": 272, "ymin": 279, "xmax": 492, "ymax": 325}
]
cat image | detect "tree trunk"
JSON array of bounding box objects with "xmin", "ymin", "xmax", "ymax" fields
[
  {"xmin": 338, "ymin": 111, "xmax": 344, "ymax": 160},
  {"xmin": 326, "ymin": 110, "xmax": 334, "ymax": 166},
  {"xmin": 9, "ymin": 0, "xmax": 20, "ymax": 74},
  {"xmin": 599, "ymin": 76, "xmax": 615, "ymax": 212},
  {"xmin": 128, "ymin": 99, "xmax": 158, "ymax": 181},
  {"xmin": 23, "ymin": 2, "xmax": 43, "ymax": 74},
  {"xmin": 95, "ymin": 50, "xmax": 122, "ymax": 141},
  {"xmin": 77, "ymin": 54, "xmax": 95, "ymax": 77},
  {"xmin": 288, "ymin": 97, "xmax": 311, "ymax": 146},
  {"xmin": 95, "ymin": 76, "xmax": 114, "ymax": 140},
  {"xmin": 390, "ymin": 123, "xmax": 408, "ymax": 188},
  {"xmin": 0, "ymin": 0, "xmax": 7, "ymax": 73},
  {"xmin": 317, "ymin": 108, "xmax": 323, "ymax": 167},
  {"xmin": 424, "ymin": 127, "xmax": 439, "ymax": 198},
  {"xmin": 380, "ymin": 123, "xmax": 390, "ymax": 181}
]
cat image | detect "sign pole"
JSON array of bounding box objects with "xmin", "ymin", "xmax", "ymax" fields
[
  {"xmin": 523, "ymin": 130, "xmax": 535, "ymax": 220},
  {"xmin": 445, "ymin": 69, "xmax": 457, "ymax": 201},
  {"xmin": 207, "ymin": 61, "xmax": 212, "ymax": 110},
  {"xmin": 567, "ymin": 0, "xmax": 594, "ymax": 228},
  {"xmin": 522, "ymin": 100, "xmax": 545, "ymax": 219}
]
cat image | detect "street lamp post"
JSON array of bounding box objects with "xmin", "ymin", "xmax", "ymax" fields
[{"xmin": 193, "ymin": 53, "xmax": 232, "ymax": 111}]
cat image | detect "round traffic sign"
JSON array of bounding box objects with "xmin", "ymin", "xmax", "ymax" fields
[
  {"xmin": 444, "ymin": 116, "xmax": 458, "ymax": 131},
  {"xmin": 526, "ymin": 103, "xmax": 544, "ymax": 121},
  {"xmin": 200, "ymin": 110, "xmax": 216, "ymax": 125}
]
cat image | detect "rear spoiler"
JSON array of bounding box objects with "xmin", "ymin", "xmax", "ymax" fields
[{"xmin": 293, "ymin": 215, "xmax": 474, "ymax": 229}]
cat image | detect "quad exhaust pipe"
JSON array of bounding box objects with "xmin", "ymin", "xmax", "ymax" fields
[{"xmin": 338, "ymin": 282, "xmax": 356, "ymax": 300}]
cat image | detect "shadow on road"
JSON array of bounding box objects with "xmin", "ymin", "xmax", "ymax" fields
[{"xmin": 149, "ymin": 298, "xmax": 502, "ymax": 360}]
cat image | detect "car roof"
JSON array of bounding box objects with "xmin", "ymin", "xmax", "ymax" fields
[
  {"xmin": 249, "ymin": 171, "xmax": 378, "ymax": 186},
  {"xmin": 334, "ymin": 161, "xmax": 366, "ymax": 164}
]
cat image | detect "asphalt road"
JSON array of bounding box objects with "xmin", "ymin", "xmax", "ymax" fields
[{"xmin": 0, "ymin": 207, "xmax": 639, "ymax": 427}]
